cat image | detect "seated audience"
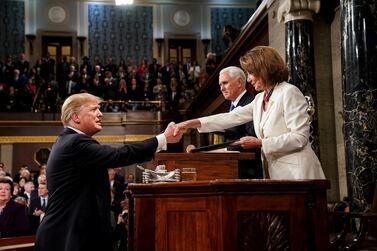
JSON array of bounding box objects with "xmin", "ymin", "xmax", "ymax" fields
[
  {"xmin": 113, "ymin": 199, "xmax": 129, "ymax": 251},
  {"xmin": 0, "ymin": 178, "xmax": 30, "ymax": 237}
]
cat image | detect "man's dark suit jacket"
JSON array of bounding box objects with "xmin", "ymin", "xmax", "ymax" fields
[
  {"xmin": 35, "ymin": 128, "xmax": 158, "ymax": 251},
  {"xmin": 28, "ymin": 197, "xmax": 46, "ymax": 234},
  {"xmin": 224, "ymin": 92, "xmax": 263, "ymax": 179}
]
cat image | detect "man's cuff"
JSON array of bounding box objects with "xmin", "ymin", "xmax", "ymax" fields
[{"xmin": 156, "ymin": 133, "xmax": 167, "ymax": 152}]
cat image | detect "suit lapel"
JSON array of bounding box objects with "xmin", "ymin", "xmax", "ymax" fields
[
  {"xmin": 237, "ymin": 92, "xmax": 249, "ymax": 107},
  {"xmin": 259, "ymin": 95, "xmax": 275, "ymax": 130}
]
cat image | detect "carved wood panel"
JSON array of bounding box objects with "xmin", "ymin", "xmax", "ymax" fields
[{"xmin": 238, "ymin": 211, "xmax": 290, "ymax": 251}]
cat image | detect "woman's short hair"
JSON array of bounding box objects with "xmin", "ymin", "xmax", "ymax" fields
[
  {"xmin": 239, "ymin": 46, "xmax": 288, "ymax": 87},
  {"xmin": 0, "ymin": 177, "xmax": 14, "ymax": 195},
  {"xmin": 61, "ymin": 93, "xmax": 102, "ymax": 126}
]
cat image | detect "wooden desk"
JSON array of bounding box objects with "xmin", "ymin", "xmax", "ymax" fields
[
  {"xmin": 155, "ymin": 152, "xmax": 255, "ymax": 180},
  {"xmin": 127, "ymin": 179, "xmax": 330, "ymax": 251}
]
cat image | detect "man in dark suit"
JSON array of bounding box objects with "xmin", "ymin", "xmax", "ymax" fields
[
  {"xmin": 219, "ymin": 66, "xmax": 262, "ymax": 179},
  {"xmin": 28, "ymin": 183, "xmax": 48, "ymax": 234},
  {"xmin": 34, "ymin": 93, "xmax": 183, "ymax": 251}
]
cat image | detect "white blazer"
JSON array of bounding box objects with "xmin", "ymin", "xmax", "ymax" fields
[{"xmin": 199, "ymin": 82, "xmax": 325, "ymax": 180}]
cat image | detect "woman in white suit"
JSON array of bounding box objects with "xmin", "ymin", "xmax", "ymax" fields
[{"xmin": 175, "ymin": 46, "xmax": 325, "ymax": 180}]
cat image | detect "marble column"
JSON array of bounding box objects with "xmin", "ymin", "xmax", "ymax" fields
[
  {"xmin": 341, "ymin": 0, "xmax": 377, "ymax": 210},
  {"xmin": 278, "ymin": 0, "xmax": 321, "ymax": 155}
]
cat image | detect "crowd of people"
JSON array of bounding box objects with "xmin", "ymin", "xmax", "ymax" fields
[
  {"xmin": 0, "ymin": 162, "xmax": 47, "ymax": 238},
  {"xmin": 0, "ymin": 161, "xmax": 135, "ymax": 250},
  {"xmin": 0, "ymin": 52, "xmax": 218, "ymax": 113}
]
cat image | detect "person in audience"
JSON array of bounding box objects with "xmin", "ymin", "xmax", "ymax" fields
[
  {"xmin": 13, "ymin": 164, "xmax": 28, "ymax": 183},
  {"xmin": 44, "ymin": 82, "xmax": 58, "ymax": 112},
  {"xmin": 68, "ymin": 57, "xmax": 79, "ymax": 74},
  {"xmin": 117, "ymin": 78, "xmax": 129, "ymax": 101},
  {"xmin": 28, "ymin": 182, "xmax": 49, "ymax": 234},
  {"xmin": 57, "ymin": 55, "xmax": 70, "ymax": 98},
  {"xmin": 188, "ymin": 60, "xmax": 201, "ymax": 84},
  {"xmin": 77, "ymin": 68, "xmax": 91, "ymax": 93},
  {"xmin": 80, "ymin": 56, "xmax": 92, "ymax": 76},
  {"xmin": 104, "ymin": 57, "xmax": 117, "ymax": 76},
  {"xmin": 128, "ymin": 77, "xmax": 143, "ymax": 101},
  {"xmin": 40, "ymin": 52, "xmax": 55, "ymax": 81},
  {"xmin": 0, "ymin": 178, "xmax": 30, "ymax": 237},
  {"xmin": 113, "ymin": 198, "xmax": 129, "ymax": 251},
  {"xmin": 148, "ymin": 58, "xmax": 161, "ymax": 80},
  {"xmin": 177, "ymin": 62, "xmax": 187, "ymax": 86},
  {"xmin": 108, "ymin": 168, "xmax": 125, "ymax": 220},
  {"xmin": 103, "ymin": 71, "xmax": 118, "ymax": 101},
  {"xmin": 18, "ymin": 169, "xmax": 32, "ymax": 185},
  {"xmin": 116, "ymin": 65, "xmax": 127, "ymax": 81},
  {"xmin": 14, "ymin": 52, "xmax": 30, "ymax": 75},
  {"xmin": 33, "ymin": 163, "xmax": 47, "ymax": 187},
  {"xmin": 17, "ymin": 177, "xmax": 27, "ymax": 195},
  {"xmin": 0, "ymin": 83, "xmax": 8, "ymax": 111},
  {"xmin": 10, "ymin": 69, "xmax": 25, "ymax": 92},
  {"xmin": 21, "ymin": 181, "xmax": 35, "ymax": 207},
  {"xmin": 0, "ymin": 162, "xmax": 11, "ymax": 177},
  {"xmin": 114, "ymin": 168, "xmax": 125, "ymax": 185},
  {"xmin": 66, "ymin": 65, "xmax": 79, "ymax": 96},
  {"xmin": 90, "ymin": 73, "xmax": 105, "ymax": 99},
  {"xmin": 153, "ymin": 77, "xmax": 168, "ymax": 101},
  {"xmin": 142, "ymin": 80, "xmax": 153, "ymax": 101},
  {"xmin": 34, "ymin": 93, "xmax": 183, "ymax": 250},
  {"xmin": 174, "ymin": 46, "xmax": 326, "ymax": 180},
  {"xmin": 12, "ymin": 182, "xmax": 20, "ymax": 199},
  {"xmin": 218, "ymin": 66, "xmax": 262, "ymax": 179},
  {"xmin": 5, "ymin": 86, "xmax": 21, "ymax": 111},
  {"xmin": 125, "ymin": 174, "xmax": 135, "ymax": 187},
  {"xmin": 205, "ymin": 52, "xmax": 217, "ymax": 76},
  {"xmin": 168, "ymin": 77, "xmax": 181, "ymax": 111},
  {"xmin": 31, "ymin": 174, "xmax": 46, "ymax": 200}
]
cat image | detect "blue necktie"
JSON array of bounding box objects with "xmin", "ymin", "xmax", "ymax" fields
[{"xmin": 229, "ymin": 103, "xmax": 235, "ymax": 112}]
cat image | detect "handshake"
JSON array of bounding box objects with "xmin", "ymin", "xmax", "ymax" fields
[
  {"xmin": 163, "ymin": 122, "xmax": 185, "ymax": 144},
  {"xmin": 163, "ymin": 119, "xmax": 201, "ymax": 144}
]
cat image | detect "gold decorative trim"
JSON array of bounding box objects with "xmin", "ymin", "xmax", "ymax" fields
[{"xmin": 0, "ymin": 135, "xmax": 154, "ymax": 144}]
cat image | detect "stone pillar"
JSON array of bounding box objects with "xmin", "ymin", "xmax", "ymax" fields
[
  {"xmin": 340, "ymin": 0, "xmax": 377, "ymax": 209},
  {"xmin": 278, "ymin": 0, "xmax": 321, "ymax": 155}
]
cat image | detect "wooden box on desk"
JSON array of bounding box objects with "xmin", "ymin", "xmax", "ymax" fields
[
  {"xmin": 154, "ymin": 152, "xmax": 255, "ymax": 180},
  {"xmin": 127, "ymin": 179, "xmax": 330, "ymax": 251}
]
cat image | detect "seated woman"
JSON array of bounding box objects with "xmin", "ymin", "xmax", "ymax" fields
[{"xmin": 0, "ymin": 178, "xmax": 30, "ymax": 238}]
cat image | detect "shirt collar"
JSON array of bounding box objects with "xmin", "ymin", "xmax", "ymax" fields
[
  {"xmin": 67, "ymin": 126, "xmax": 86, "ymax": 135},
  {"xmin": 232, "ymin": 90, "xmax": 247, "ymax": 107}
]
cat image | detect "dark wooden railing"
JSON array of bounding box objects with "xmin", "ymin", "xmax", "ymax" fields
[{"xmin": 0, "ymin": 235, "xmax": 35, "ymax": 251}]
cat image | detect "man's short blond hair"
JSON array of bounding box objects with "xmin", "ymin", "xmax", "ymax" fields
[{"xmin": 61, "ymin": 93, "xmax": 102, "ymax": 126}]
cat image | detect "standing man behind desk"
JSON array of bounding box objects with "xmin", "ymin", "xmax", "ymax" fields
[
  {"xmin": 219, "ymin": 66, "xmax": 262, "ymax": 179},
  {"xmin": 34, "ymin": 93, "xmax": 182, "ymax": 251}
]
